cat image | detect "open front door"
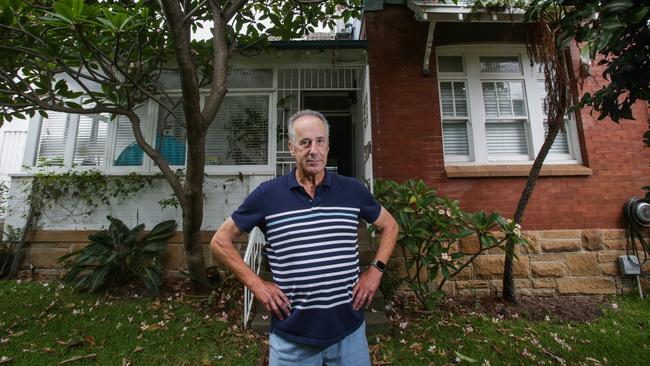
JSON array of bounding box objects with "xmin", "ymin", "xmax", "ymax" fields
[{"xmin": 361, "ymin": 65, "xmax": 374, "ymax": 192}]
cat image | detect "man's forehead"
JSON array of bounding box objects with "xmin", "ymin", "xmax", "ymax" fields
[{"xmin": 293, "ymin": 116, "xmax": 327, "ymax": 135}]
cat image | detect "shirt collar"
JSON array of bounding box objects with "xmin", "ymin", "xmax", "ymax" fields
[{"xmin": 287, "ymin": 168, "xmax": 332, "ymax": 189}]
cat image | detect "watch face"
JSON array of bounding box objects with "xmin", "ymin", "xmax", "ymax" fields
[{"xmin": 374, "ymin": 260, "xmax": 386, "ymax": 271}]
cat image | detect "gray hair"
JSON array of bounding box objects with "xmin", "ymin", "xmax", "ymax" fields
[{"xmin": 287, "ymin": 109, "xmax": 330, "ymax": 143}]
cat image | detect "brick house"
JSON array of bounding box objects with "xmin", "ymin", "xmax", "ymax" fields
[
  {"xmin": 362, "ymin": 1, "xmax": 650, "ymax": 295},
  {"xmin": 5, "ymin": 1, "xmax": 649, "ymax": 296}
]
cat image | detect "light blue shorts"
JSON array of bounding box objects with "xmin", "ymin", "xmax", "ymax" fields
[{"xmin": 269, "ymin": 322, "xmax": 371, "ymax": 366}]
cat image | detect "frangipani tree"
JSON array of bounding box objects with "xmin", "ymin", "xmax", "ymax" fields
[{"xmin": 0, "ymin": 0, "xmax": 361, "ymax": 289}]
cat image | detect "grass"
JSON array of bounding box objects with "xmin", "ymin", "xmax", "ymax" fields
[
  {"xmin": 0, "ymin": 280, "xmax": 259, "ymax": 365},
  {"xmin": 2, "ymin": 280, "xmax": 650, "ymax": 366},
  {"xmin": 376, "ymin": 295, "xmax": 650, "ymax": 365}
]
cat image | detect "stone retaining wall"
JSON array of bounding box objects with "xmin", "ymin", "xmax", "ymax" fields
[
  {"xmin": 16, "ymin": 228, "xmax": 650, "ymax": 296},
  {"xmin": 426, "ymin": 229, "xmax": 650, "ymax": 297}
]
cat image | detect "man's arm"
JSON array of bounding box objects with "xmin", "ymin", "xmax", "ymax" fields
[
  {"xmin": 210, "ymin": 218, "xmax": 291, "ymax": 319},
  {"xmin": 351, "ymin": 207, "xmax": 398, "ymax": 311}
]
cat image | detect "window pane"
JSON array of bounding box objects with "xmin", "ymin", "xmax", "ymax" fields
[
  {"xmin": 206, "ymin": 95, "xmax": 269, "ymax": 165},
  {"xmin": 156, "ymin": 99, "xmax": 187, "ymax": 166},
  {"xmin": 453, "ymin": 82, "xmax": 468, "ymax": 116},
  {"xmin": 496, "ymin": 82, "xmax": 513, "ymax": 116},
  {"xmin": 443, "ymin": 121, "xmax": 469, "ymax": 155},
  {"xmin": 73, "ymin": 111, "xmax": 109, "ymax": 166},
  {"xmin": 486, "ymin": 121, "xmax": 528, "ymax": 156},
  {"xmin": 438, "ymin": 56, "xmax": 464, "ymax": 73},
  {"xmin": 482, "ymin": 81, "xmax": 527, "ymax": 118},
  {"xmin": 440, "ymin": 81, "xmax": 468, "ymax": 118},
  {"xmin": 114, "ymin": 104, "xmax": 150, "ymax": 166},
  {"xmin": 544, "ymin": 121, "xmax": 570, "ymax": 155},
  {"xmin": 440, "ymin": 82, "xmax": 455, "ymax": 117},
  {"xmin": 37, "ymin": 111, "xmax": 70, "ymax": 165},
  {"xmin": 480, "ymin": 56, "xmax": 522, "ymax": 73},
  {"xmin": 482, "ymin": 83, "xmax": 499, "ymax": 118},
  {"xmin": 228, "ymin": 69, "xmax": 273, "ymax": 88}
]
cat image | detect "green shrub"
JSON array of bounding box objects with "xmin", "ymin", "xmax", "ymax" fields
[
  {"xmin": 373, "ymin": 179, "xmax": 529, "ymax": 309},
  {"xmin": 59, "ymin": 216, "xmax": 176, "ymax": 294},
  {"xmin": 0, "ymin": 226, "xmax": 22, "ymax": 279}
]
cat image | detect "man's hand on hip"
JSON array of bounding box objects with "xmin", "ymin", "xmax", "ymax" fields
[
  {"xmin": 252, "ymin": 280, "xmax": 291, "ymax": 320},
  {"xmin": 352, "ymin": 267, "xmax": 383, "ymax": 311}
]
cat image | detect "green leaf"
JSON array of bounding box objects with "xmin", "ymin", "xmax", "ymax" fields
[{"xmin": 455, "ymin": 351, "xmax": 478, "ymax": 363}]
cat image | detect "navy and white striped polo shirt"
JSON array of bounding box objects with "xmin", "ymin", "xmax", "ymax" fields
[{"xmin": 231, "ymin": 169, "xmax": 381, "ymax": 347}]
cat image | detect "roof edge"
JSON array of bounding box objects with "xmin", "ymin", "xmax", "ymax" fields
[{"xmin": 268, "ymin": 40, "xmax": 368, "ymax": 50}]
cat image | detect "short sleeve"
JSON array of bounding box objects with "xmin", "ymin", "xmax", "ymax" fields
[
  {"xmin": 231, "ymin": 186, "xmax": 265, "ymax": 233},
  {"xmin": 356, "ymin": 181, "xmax": 381, "ymax": 223}
]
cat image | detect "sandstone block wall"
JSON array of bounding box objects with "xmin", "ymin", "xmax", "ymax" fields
[
  {"xmin": 388, "ymin": 228, "xmax": 650, "ymax": 297},
  {"xmin": 18, "ymin": 228, "xmax": 650, "ymax": 298}
]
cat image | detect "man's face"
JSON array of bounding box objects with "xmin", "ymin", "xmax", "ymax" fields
[{"xmin": 289, "ymin": 115, "xmax": 329, "ymax": 177}]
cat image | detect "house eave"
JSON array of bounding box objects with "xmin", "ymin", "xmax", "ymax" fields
[
  {"xmin": 406, "ymin": 0, "xmax": 525, "ymax": 23},
  {"xmin": 268, "ymin": 40, "xmax": 368, "ymax": 50}
]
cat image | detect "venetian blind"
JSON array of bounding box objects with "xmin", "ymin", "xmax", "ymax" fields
[
  {"xmin": 537, "ymin": 80, "xmax": 570, "ymax": 155},
  {"xmin": 482, "ymin": 81, "xmax": 529, "ymax": 156},
  {"xmin": 440, "ymin": 81, "xmax": 470, "ymax": 156},
  {"xmin": 205, "ymin": 95, "xmax": 269, "ymax": 165},
  {"xmin": 156, "ymin": 98, "xmax": 187, "ymax": 166},
  {"xmin": 73, "ymin": 110, "xmax": 109, "ymax": 167},
  {"xmin": 113, "ymin": 104, "xmax": 151, "ymax": 166},
  {"xmin": 37, "ymin": 111, "xmax": 70, "ymax": 165}
]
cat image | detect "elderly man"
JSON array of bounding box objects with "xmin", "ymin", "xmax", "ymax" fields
[{"xmin": 211, "ymin": 110, "xmax": 398, "ymax": 365}]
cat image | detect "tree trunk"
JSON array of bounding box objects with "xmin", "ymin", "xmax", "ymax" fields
[
  {"xmin": 502, "ymin": 120, "xmax": 562, "ymax": 303},
  {"xmin": 182, "ymin": 129, "xmax": 210, "ymax": 292}
]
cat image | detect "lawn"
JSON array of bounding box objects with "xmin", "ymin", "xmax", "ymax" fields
[
  {"xmin": 2, "ymin": 279, "xmax": 649, "ymax": 366},
  {"xmin": 0, "ymin": 280, "xmax": 259, "ymax": 365},
  {"xmin": 375, "ymin": 295, "xmax": 650, "ymax": 365}
]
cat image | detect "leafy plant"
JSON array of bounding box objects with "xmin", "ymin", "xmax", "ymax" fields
[
  {"xmin": 373, "ymin": 179, "xmax": 529, "ymax": 309},
  {"xmin": 59, "ymin": 216, "xmax": 177, "ymax": 294},
  {"xmin": 0, "ymin": 226, "xmax": 22, "ymax": 279}
]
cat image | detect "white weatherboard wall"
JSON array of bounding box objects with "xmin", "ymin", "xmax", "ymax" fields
[
  {"xmin": 4, "ymin": 174, "xmax": 271, "ymax": 231},
  {"xmin": 0, "ymin": 119, "xmax": 29, "ymax": 220}
]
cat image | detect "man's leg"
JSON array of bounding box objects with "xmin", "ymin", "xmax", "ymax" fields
[
  {"xmin": 322, "ymin": 322, "xmax": 371, "ymax": 366},
  {"xmin": 268, "ymin": 332, "xmax": 324, "ymax": 366}
]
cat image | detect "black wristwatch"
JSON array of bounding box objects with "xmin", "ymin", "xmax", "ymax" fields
[{"xmin": 370, "ymin": 259, "xmax": 386, "ymax": 273}]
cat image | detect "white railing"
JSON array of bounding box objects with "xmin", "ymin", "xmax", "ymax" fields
[{"xmin": 243, "ymin": 227, "xmax": 266, "ymax": 328}]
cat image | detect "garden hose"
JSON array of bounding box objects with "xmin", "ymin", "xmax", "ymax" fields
[{"xmin": 623, "ymin": 197, "xmax": 650, "ymax": 277}]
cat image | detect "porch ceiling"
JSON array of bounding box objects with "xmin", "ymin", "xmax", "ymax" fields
[{"xmin": 406, "ymin": 0, "xmax": 524, "ymax": 23}]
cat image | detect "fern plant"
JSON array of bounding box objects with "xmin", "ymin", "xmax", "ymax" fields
[{"xmin": 59, "ymin": 216, "xmax": 176, "ymax": 294}]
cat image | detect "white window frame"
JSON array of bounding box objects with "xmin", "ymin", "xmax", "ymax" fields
[
  {"xmin": 106, "ymin": 99, "xmax": 156, "ymax": 174},
  {"xmin": 202, "ymin": 91, "xmax": 276, "ymax": 175},
  {"xmin": 439, "ymin": 80, "xmax": 473, "ymax": 162},
  {"xmin": 437, "ymin": 45, "xmax": 582, "ymax": 165},
  {"xmin": 29, "ymin": 98, "xmax": 111, "ymax": 172}
]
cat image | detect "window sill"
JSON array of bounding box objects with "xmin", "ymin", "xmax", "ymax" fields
[{"xmin": 445, "ymin": 164, "xmax": 592, "ymax": 178}]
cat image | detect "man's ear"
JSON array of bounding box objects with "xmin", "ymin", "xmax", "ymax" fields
[{"xmin": 288, "ymin": 141, "xmax": 295, "ymax": 156}]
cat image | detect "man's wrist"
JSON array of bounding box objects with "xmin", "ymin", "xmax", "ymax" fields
[{"xmin": 369, "ymin": 259, "xmax": 386, "ymax": 273}]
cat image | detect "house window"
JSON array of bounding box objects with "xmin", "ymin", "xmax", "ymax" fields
[
  {"xmin": 36, "ymin": 106, "xmax": 109, "ymax": 167},
  {"xmin": 205, "ymin": 94, "xmax": 269, "ymax": 165},
  {"xmin": 440, "ymin": 81, "xmax": 470, "ymax": 157},
  {"xmin": 36, "ymin": 111, "xmax": 70, "ymax": 166},
  {"xmin": 537, "ymin": 80, "xmax": 572, "ymax": 158},
  {"xmin": 155, "ymin": 98, "xmax": 187, "ymax": 166},
  {"xmin": 73, "ymin": 111, "xmax": 109, "ymax": 166},
  {"xmin": 113, "ymin": 104, "xmax": 150, "ymax": 167},
  {"xmin": 437, "ymin": 46, "xmax": 581, "ymax": 164}
]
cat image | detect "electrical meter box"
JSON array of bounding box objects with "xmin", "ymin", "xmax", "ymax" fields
[{"xmin": 618, "ymin": 255, "xmax": 641, "ymax": 275}]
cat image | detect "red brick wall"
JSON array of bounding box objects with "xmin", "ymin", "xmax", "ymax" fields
[{"xmin": 365, "ymin": 6, "xmax": 650, "ymax": 230}]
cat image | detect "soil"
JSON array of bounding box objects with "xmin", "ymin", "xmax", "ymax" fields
[
  {"xmin": 21, "ymin": 270, "xmax": 611, "ymax": 323},
  {"xmin": 391, "ymin": 294, "xmax": 611, "ymax": 323}
]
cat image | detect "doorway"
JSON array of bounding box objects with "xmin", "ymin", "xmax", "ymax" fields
[{"xmin": 301, "ymin": 92, "xmax": 355, "ymax": 177}]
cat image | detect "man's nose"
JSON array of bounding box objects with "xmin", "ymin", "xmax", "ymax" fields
[{"xmin": 307, "ymin": 143, "xmax": 320, "ymax": 155}]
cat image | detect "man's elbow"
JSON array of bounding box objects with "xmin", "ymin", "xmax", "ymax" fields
[{"xmin": 210, "ymin": 231, "xmax": 230, "ymax": 259}]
